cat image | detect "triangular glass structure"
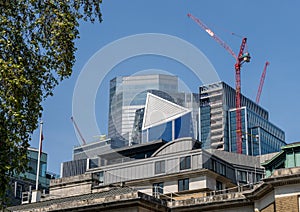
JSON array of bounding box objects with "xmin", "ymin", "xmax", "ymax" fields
[{"xmin": 142, "ymin": 93, "xmax": 191, "ymax": 130}]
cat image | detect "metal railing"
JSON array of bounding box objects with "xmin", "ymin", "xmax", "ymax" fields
[
  {"xmin": 136, "ymin": 185, "xmax": 182, "ymax": 204},
  {"xmin": 138, "ymin": 182, "xmax": 262, "ymax": 203},
  {"xmin": 167, "ymin": 182, "xmax": 263, "ymax": 207}
]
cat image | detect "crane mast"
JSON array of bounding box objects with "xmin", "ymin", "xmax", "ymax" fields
[
  {"xmin": 256, "ymin": 61, "xmax": 270, "ymax": 104},
  {"xmin": 188, "ymin": 13, "xmax": 250, "ymax": 154},
  {"xmin": 235, "ymin": 38, "xmax": 250, "ymax": 154}
]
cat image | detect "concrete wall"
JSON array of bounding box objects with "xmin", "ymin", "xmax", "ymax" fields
[
  {"xmin": 50, "ymin": 173, "xmax": 98, "ymax": 198},
  {"xmin": 261, "ymin": 203, "xmax": 275, "ymax": 212},
  {"xmin": 206, "ymin": 176, "xmax": 216, "ymax": 190},
  {"xmin": 136, "ymin": 175, "xmax": 218, "ymax": 197},
  {"xmin": 190, "ymin": 176, "xmax": 206, "ymax": 190},
  {"xmin": 164, "ymin": 180, "xmax": 178, "ymax": 194},
  {"xmin": 275, "ymin": 184, "xmax": 300, "ymax": 197},
  {"xmin": 254, "ymin": 190, "xmax": 275, "ymax": 211}
]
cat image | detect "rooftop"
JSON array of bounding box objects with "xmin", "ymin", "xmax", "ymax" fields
[{"xmin": 9, "ymin": 186, "xmax": 167, "ymax": 212}]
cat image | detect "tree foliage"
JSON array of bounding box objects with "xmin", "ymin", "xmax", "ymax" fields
[{"xmin": 0, "ymin": 0, "xmax": 102, "ymax": 205}]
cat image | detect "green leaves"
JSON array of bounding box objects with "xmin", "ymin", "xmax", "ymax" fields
[{"xmin": 0, "ymin": 0, "xmax": 102, "ymax": 206}]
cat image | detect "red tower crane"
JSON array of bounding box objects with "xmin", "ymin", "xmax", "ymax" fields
[
  {"xmin": 188, "ymin": 13, "xmax": 250, "ymax": 154},
  {"xmin": 71, "ymin": 116, "xmax": 86, "ymax": 145},
  {"xmin": 256, "ymin": 61, "xmax": 270, "ymax": 104}
]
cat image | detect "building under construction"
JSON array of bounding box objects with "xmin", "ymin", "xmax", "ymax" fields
[{"xmin": 199, "ymin": 81, "xmax": 285, "ymax": 155}]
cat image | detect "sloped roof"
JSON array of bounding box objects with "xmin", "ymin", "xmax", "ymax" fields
[{"xmin": 8, "ymin": 187, "xmax": 138, "ymax": 211}]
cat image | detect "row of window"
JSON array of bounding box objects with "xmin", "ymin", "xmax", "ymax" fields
[
  {"xmin": 152, "ymin": 178, "xmax": 190, "ymax": 196},
  {"xmin": 230, "ymin": 127, "xmax": 284, "ymax": 155},
  {"xmin": 237, "ymin": 170, "xmax": 263, "ymax": 184},
  {"xmin": 97, "ymin": 156, "xmax": 193, "ymax": 186},
  {"xmin": 211, "ymin": 159, "xmax": 226, "ymax": 176},
  {"xmin": 247, "ymin": 109, "xmax": 284, "ymax": 139},
  {"xmin": 154, "ymin": 156, "xmax": 191, "ymax": 175}
]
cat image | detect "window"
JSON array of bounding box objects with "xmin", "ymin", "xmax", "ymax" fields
[
  {"xmin": 178, "ymin": 178, "xmax": 189, "ymax": 191},
  {"xmin": 152, "ymin": 182, "xmax": 164, "ymax": 197},
  {"xmin": 98, "ymin": 171, "xmax": 104, "ymax": 185},
  {"xmin": 15, "ymin": 182, "xmax": 23, "ymax": 199},
  {"xmin": 255, "ymin": 173, "xmax": 262, "ymax": 182},
  {"xmin": 217, "ymin": 162, "xmax": 226, "ymax": 176},
  {"xmin": 211, "ymin": 159, "xmax": 226, "ymax": 176},
  {"xmin": 237, "ymin": 170, "xmax": 247, "ymax": 183},
  {"xmin": 155, "ymin": 160, "xmax": 165, "ymax": 174},
  {"xmin": 89, "ymin": 158, "xmax": 99, "ymax": 169},
  {"xmin": 28, "ymin": 159, "xmax": 37, "ymax": 175},
  {"xmin": 211, "ymin": 159, "xmax": 216, "ymax": 170},
  {"xmin": 180, "ymin": 156, "xmax": 191, "ymax": 170},
  {"xmin": 100, "ymin": 158, "xmax": 107, "ymax": 166},
  {"xmin": 216, "ymin": 181, "xmax": 223, "ymax": 190}
]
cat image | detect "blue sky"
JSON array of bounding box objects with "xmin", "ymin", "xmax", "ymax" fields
[{"xmin": 30, "ymin": 1, "xmax": 300, "ymax": 174}]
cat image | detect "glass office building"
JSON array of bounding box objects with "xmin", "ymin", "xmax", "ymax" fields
[
  {"xmin": 25, "ymin": 148, "xmax": 49, "ymax": 188},
  {"xmin": 108, "ymin": 74, "xmax": 199, "ymax": 145},
  {"xmin": 9, "ymin": 148, "xmax": 54, "ymax": 205},
  {"xmin": 229, "ymin": 107, "xmax": 285, "ymax": 156},
  {"xmin": 199, "ymin": 81, "xmax": 285, "ymax": 155},
  {"xmin": 140, "ymin": 93, "xmax": 194, "ymax": 143},
  {"xmin": 108, "ymin": 74, "xmax": 178, "ymax": 144}
]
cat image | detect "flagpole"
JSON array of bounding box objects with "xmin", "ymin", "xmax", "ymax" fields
[{"xmin": 35, "ymin": 121, "xmax": 43, "ymax": 191}]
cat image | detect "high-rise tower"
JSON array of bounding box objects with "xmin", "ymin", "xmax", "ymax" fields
[
  {"xmin": 108, "ymin": 74, "xmax": 199, "ymax": 145},
  {"xmin": 199, "ymin": 81, "xmax": 285, "ymax": 155}
]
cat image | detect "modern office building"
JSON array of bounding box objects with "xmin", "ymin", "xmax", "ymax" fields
[
  {"xmin": 7, "ymin": 148, "xmax": 55, "ymax": 206},
  {"xmin": 61, "ymin": 137, "xmax": 116, "ymax": 177},
  {"xmin": 89, "ymin": 137, "xmax": 264, "ymax": 189},
  {"xmin": 199, "ymin": 81, "xmax": 286, "ymax": 155},
  {"xmin": 62, "ymin": 137, "xmax": 265, "ymax": 190},
  {"xmin": 108, "ymin": 74, "xmax": 199, "ymax": 145},
  {"xmin": 138, "ymin": 93, "xmax": 194, "ymax": 143},
  {"xmin": 62, "ymin": 102, "xmax": 197, "ymax": 178},
  {"xmin": 229, "ymin": 107, "xmax": 285, "ymax": 155}
]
